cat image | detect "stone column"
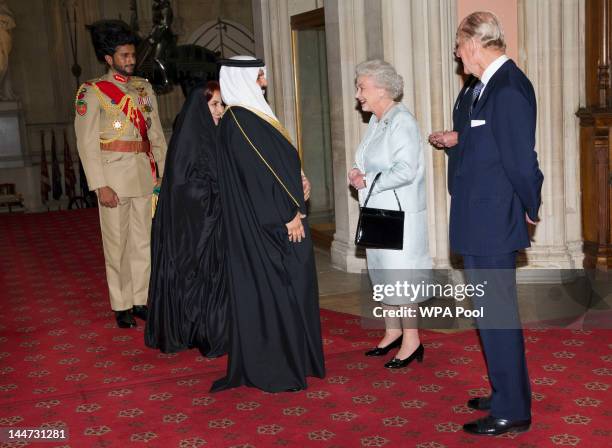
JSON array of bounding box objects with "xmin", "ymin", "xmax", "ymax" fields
[
  {"xmin": 325, "ymin": 0, "xmax": 369, "ymax": 272},
  {"xmin": 252, "ymin": 0, "xmax": 370, "ymax": 271},
  {"xmin": 381, "ymin": 0, "xmax": 457, "ymax": 268},
  {"xmin": 251, "ymin": 0, "xmax": 297, "ymax": 140},
  {"xmin": 519, "ymin": 0, "xmax": 585, "ymax": 269}
]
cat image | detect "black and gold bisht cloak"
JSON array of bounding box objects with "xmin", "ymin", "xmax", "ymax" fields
[
  {"xmin": 145, "ymin": 85, "xmax": 228, "ymax": 357},
  {"xmin": 211, "ymin": 106, "xmax": 325, "ymax": 393}
]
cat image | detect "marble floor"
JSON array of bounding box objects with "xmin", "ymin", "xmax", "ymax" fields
[{"xmin": 315, "ymin": 247, "xmax": 364, "ymax": 316}]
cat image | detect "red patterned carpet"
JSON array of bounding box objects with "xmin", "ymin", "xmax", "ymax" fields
[{"xmin": 0, "ymin": 209, "xmax": 610, "ymax": 447}]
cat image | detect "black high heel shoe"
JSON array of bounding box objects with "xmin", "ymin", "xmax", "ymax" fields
[
  {"xmin": 384, "ymin": 343, "xmax": 424, "ymax": 368},
  {"xmin": 364, "ymin": 335, "xmax": 403, "ymax": 357}
]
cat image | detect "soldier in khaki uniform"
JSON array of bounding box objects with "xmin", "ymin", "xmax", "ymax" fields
[{"xmin": 75, "ymin": 20, "xmax": 167, "ymax": 328}]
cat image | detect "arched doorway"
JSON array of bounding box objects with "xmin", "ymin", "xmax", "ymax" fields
[{"xmin": 188, "ymin": 18, "xmax": 255, "ymax": 57}]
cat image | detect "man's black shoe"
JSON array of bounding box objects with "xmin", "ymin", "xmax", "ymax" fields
[
  {"xmin": 467, "ymin": 396, "xmax": 491, "ymax": 411},
  {"xmin": 115, "ymin": 310, "xmax": 137, "ymax": 328},
  {"xmin": 132, "ymin": 305, "xmax": 148, "ymax": 321},
  {"xmin": 463, "ymin": 415, "xmax": 531, "ymax": 436}
]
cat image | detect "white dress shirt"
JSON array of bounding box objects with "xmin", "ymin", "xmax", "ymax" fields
[{"xmin": 479, "ymin": 54, "xmax": 510, "ymax": 98}]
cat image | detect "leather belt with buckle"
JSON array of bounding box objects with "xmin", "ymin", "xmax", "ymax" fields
[{"xmin": 100, "ymin": 140, "xmax": 151, "ymax": 153}]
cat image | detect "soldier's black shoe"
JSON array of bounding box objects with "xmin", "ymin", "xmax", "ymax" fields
[
  {"xmin": 463, "ymin": 416, "xmax": 531, "ymax": 436},
  {"xmin": 115, "ymin": 310, "xmax": 137, "ymax": 328},
  {"xmin": 132, "ymin": 305, "xmax": 148, "ymax": 321},
  {"xmin": 467, "ymin": 396, "xmax": 492, "ymax": 411}
]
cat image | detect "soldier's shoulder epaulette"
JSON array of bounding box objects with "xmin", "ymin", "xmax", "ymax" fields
[
  {"xmin": 130, "ymin": 75, "xmax": 151, "ymax": 84},
  {"xmin": 75, "ymin": 78, "xmax": 100, "ymax": 96},
  {"xmin": 83, "ymin": 76, "xmax": 103, "ymax": 86},
  {"xmin": 76, "ymin": 80, "xmax": 90, "ymax": 93}
]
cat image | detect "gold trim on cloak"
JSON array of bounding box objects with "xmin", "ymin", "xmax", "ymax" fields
[
  {"xmin": 224, "ymin": 105, "xmax": 295, "ymax": 147},
  {"xmin": 227, "ymin": 107, "xmax": 301, "ymax": 209}
]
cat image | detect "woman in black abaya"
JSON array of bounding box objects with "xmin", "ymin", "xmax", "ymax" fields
[{"xmin": 145, "ymin": 81, "xmax": 228, "ymax": 357}]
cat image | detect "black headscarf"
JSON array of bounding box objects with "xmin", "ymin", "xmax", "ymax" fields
[{"xmin": 145, "ymin": 85, "xmax": 228, "ymax": 357}]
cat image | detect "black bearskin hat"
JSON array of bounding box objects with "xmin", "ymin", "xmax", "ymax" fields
[{"xmin": 86, "ymin": 20, "xmax": 140, "ymax": 63}]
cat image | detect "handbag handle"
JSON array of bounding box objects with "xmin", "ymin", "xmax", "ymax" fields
[{"xmin": 362, "ymin": 172, "xmax": 402, "ymax": 211}]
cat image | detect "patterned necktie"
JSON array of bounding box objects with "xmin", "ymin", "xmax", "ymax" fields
[{"xmin": 469, "ymin": 81, "xmax": 484, "ymax": 116}]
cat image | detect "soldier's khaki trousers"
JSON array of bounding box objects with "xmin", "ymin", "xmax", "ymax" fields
[{"xmin": 98, "ymin": 194, "xmax": 152, "ymax": 311}]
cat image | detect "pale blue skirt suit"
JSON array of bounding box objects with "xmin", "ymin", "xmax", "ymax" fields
[{"xmin": 355, "ymin": 103, "xmax": 432, "ymax": 305}]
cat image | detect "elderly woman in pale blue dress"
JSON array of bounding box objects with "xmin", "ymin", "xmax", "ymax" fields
[{"xmin": 349, "ymin": 59, "xmax": 432, "ymax": 369}]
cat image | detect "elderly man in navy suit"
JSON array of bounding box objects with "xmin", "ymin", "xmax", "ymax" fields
[{"xmin": 449, "ymin": 12, "xmax": 544, "ymax": 436}]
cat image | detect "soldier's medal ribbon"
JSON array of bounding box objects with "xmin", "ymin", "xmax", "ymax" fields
[{"xmin": 138, "ymin": 95, "xmax": 153, "ymax": 113}]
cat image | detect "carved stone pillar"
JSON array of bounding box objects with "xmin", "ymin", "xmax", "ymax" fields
[
  {"xmin": 252, "ymin": 0, "xmax": 370, "ymax": 272},
  {"xmin": 381, "ymin": 0, "xmax": 457, "ymax": 268},
  {"xmin": 325, "ymin": 0, "xmax": 368, "ymax": 271},
  {"xmin": 519, "ymin": 0, "xmax": 585, "ymax": 270},
  {"xmin": 251, "ymin": 0, "xmax": 297, "ymax": 140}
]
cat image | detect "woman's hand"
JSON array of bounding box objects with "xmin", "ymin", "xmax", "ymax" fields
[
  {"xmin": 286, "ymin": 212, "xmax": 306, "ymax": 243},
  {"xmin": 348, "ymin": 168, "xmax": 366, "ymax": 190}
]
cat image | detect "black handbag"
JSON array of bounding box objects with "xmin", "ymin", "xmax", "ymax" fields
[{"xmin": 354, "ymin": 172, "xmax": 404, "ymax": 250}]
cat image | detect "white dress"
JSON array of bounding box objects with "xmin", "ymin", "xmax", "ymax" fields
[{"xmin": 354, "ymin": 103, "xmax": 432, "ymax": 305}]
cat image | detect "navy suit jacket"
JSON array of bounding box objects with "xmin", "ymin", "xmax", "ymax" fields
[
  {"xmin": 449, "ymin": 59, "xmax": 544, "ymax": 256},
  {"xmin": 447, "ymin": 75, "xmax": 478, "ymax": 194}
]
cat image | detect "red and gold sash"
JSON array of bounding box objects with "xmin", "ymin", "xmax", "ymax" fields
[
  {"xmin": 93, "ymin": 80, "xmax": 149, "ymax": 141},
  {"xmin": 88, "ymin": 80, "xmax": 158, "ymax": 187}
]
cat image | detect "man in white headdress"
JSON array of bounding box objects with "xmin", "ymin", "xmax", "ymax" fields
[
  {"xmin": 219, "ymin": 55, "xmax": 311, "ymax": 199},
  {"xmin": 210, "ymin": 56, "xmax": 325, "ymax": 393}
]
